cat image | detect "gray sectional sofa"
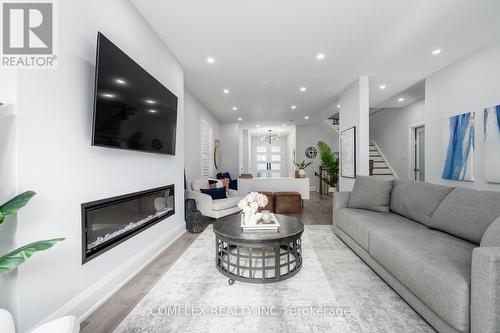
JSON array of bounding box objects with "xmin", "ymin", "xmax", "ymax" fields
[{"xmin": 333, "ymin": 177, "xmax": 500, "ymax": 333}]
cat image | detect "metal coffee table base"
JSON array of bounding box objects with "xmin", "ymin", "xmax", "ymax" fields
[{"xmin": 215, "ymin": 236, "xmax": 302, "ymax": 284}]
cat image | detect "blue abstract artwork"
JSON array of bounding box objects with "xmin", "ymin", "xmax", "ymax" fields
[
  {"xmin": 484, "ymin": 105, "xmax": 500, "ymax": 183},
  {"xmin": 442, "ymin": 112, "xmax": 475, "ymax": 181}
]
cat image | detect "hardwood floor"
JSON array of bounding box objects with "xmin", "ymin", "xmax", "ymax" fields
[{"xmin": 80, "ymin": 191, "xmax": 333, "ymax": 333}]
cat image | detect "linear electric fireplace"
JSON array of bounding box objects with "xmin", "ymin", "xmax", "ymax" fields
[{"xmin": 81, "ymin": 185, "xmax": 175, "ymax": 263}]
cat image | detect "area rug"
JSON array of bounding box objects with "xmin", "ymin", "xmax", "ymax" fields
[{"xmin": 113, "ymin": 225, "xmax": 434, "ymax": 332}]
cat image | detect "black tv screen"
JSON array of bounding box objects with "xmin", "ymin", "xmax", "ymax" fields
[{"xmin": 92, "ymin": 33, "xmax": 178, "ymax": 155}]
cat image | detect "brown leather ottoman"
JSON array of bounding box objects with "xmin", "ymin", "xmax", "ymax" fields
[
  {"xmin": 274, "ymin": 192, "xmax": 302, "ymax": 214},
  {"xmin": 258, "ymin": 192, "xmax": 274, "ymax": 212}
]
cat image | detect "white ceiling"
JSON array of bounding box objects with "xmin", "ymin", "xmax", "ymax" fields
[
  {"xmin": 249, "ymin": 127, "xmax": 291, "ymax": 137},
  {"xmin": 375, "ymin": 80, "xmax": 425, "ymax": 110},
  {"xmin": 131, "ymin": 0, "xmax": 500, "ymax": 125}
]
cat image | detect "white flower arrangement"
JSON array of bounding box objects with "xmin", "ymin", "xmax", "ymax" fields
[
  {"xmin": 238, "ymin": 192, "xmax": 268, "ymax": 212},
  {"xmin": 239, "ymin": 192, "xmax": 269, "ymax": 226}
]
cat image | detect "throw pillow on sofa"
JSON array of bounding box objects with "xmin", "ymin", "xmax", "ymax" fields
[
  {"xmin": 348, "ymin": 176, "xmax": 394, "ymax": 213},
  {"xmin": 201, "ymin": 187, "xmax": 227, "ymax": 200},
  {"xmin": 429, "ymin": 187, "xmax": 500, "ymax": 244},
  {"xmin": 391, "ymin": 180, "xmax": 453, "ymax": 226}
]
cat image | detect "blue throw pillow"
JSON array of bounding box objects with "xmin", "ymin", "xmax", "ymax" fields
[
  {"xmin": 229, "ymin": 179, "xmax": 238, "ymax": 191},
  {"xmin": 201, "ymin": 187, "xmax": 227, "ymax": 200}
]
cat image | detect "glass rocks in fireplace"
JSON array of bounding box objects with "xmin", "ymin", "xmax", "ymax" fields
[{"xmin": 82, "ymin": 185, "xmax": 175, "ymax": 263}]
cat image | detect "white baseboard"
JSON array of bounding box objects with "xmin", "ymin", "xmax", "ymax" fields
[{"xmin": 31, "ymin": 222, "xmax": 186, "ymax": 331}]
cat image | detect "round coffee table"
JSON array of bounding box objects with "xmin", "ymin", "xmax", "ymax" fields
[{"xmin": 213, "ymin": 213, "xmax": 304, "ymax": 284}]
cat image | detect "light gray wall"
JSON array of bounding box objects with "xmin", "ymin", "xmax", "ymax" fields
[
  {"xmin": 12, "ymin": 1, "xmax": 185, "ymax": 330},
  {"xmin": 339, "ymin": 76, "xmax": 370, "ymax": 191},
  {"xmin": 369, "ymin": 99, "xmax": 425, "ymax": 180},
  {"xmin": 286, "ymin": 126, "xmax": 297, "ymax": 177},
  {"xmin": 220, "ymin": 123, "xmax": 240, "ymax": 178},
  {"xmin": 296, "ymin": 122, "xmax": 338, "ymax": 191},
  {"xmin": 184, "ymin": 90, "xmax": 220, "ymax": 183},
  {"xmin": 426, "ymin": 41, "xmax": 500, "ymax": 191},
  {"xmin": 0, "ymin": 70, "xmax": 18, "ymax": 318}
]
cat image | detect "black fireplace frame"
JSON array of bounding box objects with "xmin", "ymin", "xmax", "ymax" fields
[{"xmin": 81, "ymin": 185, "xmax": 175, "ymax": 264}]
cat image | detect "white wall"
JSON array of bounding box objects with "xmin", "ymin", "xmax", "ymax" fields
[
  {"xmin": 220, "ymin": 123, "xmax": 240, "ymax": 178},
  {"xmin": 370, "ymin": 99, "xmax": 425, "ymax": 180},
  {"xmin": 12, "ymin": 1, "xmax": 185, "ymax": 331},
  {"xmin": 0, "ymin": 70, "xmax": 19, "ymax": 318},
  {"xmin": 426, "ymin": 41, "xmax": 500, "ymax": 191},
  {"xmin": 286, "ymin": 126, "xmax": 297, "ymax": 177},
  {"xmin": 184, "ymin": 90, "xmax": 220, "ymax": 183},
  {"xmin": 296, "ymin": 123, "xmax": 338, "ymax": 191},
  {"xmin": 339, "ymin": 76, "xmax": 370, "ymax": 191}
]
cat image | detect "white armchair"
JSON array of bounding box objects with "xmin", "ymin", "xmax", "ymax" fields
[
  {"xmin": 186, "ymin": 179, "xmax": 242, "ymax": 219},
  {"xmin": 0, "ymin": 309, "xmax": 79, "ymax": 333}
]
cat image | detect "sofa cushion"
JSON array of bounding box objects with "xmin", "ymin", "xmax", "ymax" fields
[
  {"xmin": 191, "ymin": 179, "xmax": 209, "ymax": 192},
  {"xmin": 335, "ymin": 208, "xmax": 426, "ymax": 251},
  {"xmin": 348, "ymin": 176, "xmax": 394, "ymax": 213},
  {"xmin": 211, "ymin": 196, "xmax": 241, "ymax": 211},
  {"xmin": 481, "ymin": 216, "xmax": 500, "ymax": 247},
  {"xmin": 390, "ymin": 180, "xmax": 453, "ymax": 226},
  {"xmin": 369, "ymin": 227, "xmax": 475, "ymax": 332},
  {"xmin": 429, "ymin": 188, "xmax": 500, "ymax": 244}
]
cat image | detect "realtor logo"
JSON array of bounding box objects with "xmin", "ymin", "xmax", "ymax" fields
[{"xmin": 1, "ymin": 1, "xmax": 57, "ymax": 68}]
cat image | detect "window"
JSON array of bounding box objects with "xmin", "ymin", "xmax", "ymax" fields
[{"xmin": 201, "ymin": 117, "xmax": 214, "ymax": 178}]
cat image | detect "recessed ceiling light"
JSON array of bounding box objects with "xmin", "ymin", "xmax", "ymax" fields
[
  {"xmin": 304, "ymin": 116, "xmax": 309, "ymax": 120},
  {"xmin": 282, "ymin": 124, "xmax": 286, "ymax": 127},
  {"xmin": 207, "ymin": 57, "xmax": 215, "ymax": 64},
  {"xmin": 379, "ymin": 84, "xmax": 386, "ymax": 90},
  {"xmin": 223, "ymin": 89, "xmax": 230, "ymax": 94},
  {"xmin": 114, "ymin": 78, "xmax": 126, "ymax": 85},
  {"xmin": 232, "ymin": 106, "xmax": 238, "ymax": 111},
  {"xmin": 102, "ymin": 93, "xmax": 116, "ymax": 98},
  {"xmin": 300, "ymin": 87, "xmax": 307, "ymax": 92},
  {"xmin": 398, "ymin": 97, "xmax": 405, "ymax": 102},
  {"xmin": 432, "ymin": 49, "xmax": 442, "ymax": 55},
  {"xmin": 316, "ymin": 53, "xmax": 325, "ymax": 60},
  {"xmin": 337, "ymin": 104, "xmax": 341, "ymax": 108},
  {"xmin": 256, "ymin": 124, "xmax": 260, "ymax": 128},
  {"xmin": 238, "ymin": 117, "xmax": 242, "ymax": 121},
  {"xmin": 149, "ymin": 109, "xmax": 157, "ymax": 113},
  {"xmin": 145, "ymin": 99, "xmax": 156, "ymax": 104},
  {"xmin": 291, "ymin": 105, "xmax": 297, "ymax": 110}
]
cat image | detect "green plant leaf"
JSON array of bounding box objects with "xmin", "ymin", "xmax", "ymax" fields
[
  {"xmin": 0, "ymin": 238, "xmax": 64, "ymax": 273},
  {"xmin": 0, "ymin": 191, "xmax": 36, "ymax": 222},
  {"xmin": 317, "ymin": 141, "xmax": 339, "ymax": 187}
]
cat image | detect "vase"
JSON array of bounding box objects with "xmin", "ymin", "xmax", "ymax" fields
[
  {"xmin": 298, "ymin": 169, "xmax": 306, "ymax": 178},
  {"xmin": 244, "ymin": 209, "xmax": 257, "ymax": 226}
]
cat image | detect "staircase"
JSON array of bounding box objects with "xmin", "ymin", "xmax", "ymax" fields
[{"xmin": 369, "ymin": 141, "xmax": 396, "ymax": 180}]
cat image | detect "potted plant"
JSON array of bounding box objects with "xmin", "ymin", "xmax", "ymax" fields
[
  {"xmin": 317, "ymin": 141, "xmax": 339, "ymax": 197},
  {"xmin": 0, "ymin": 191, "xmax": 64, "ymax": 273},
  {"xmin": 295, "ymin": 160, "xmax": 313, "ymax": 178}
]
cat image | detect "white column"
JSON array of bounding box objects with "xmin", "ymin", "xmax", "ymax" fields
[{"xmin": 338, "ymin": 76, "xmax": 370, "ymax": 191}]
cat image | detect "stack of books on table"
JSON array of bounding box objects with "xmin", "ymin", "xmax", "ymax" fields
[{"xmin": 241, "ymin": 213, "xmax": 280, "ymax": 232}]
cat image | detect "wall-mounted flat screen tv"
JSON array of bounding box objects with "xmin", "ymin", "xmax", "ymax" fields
[{"xmin": 92, "ymin": 32, "xmax": 178, "ymax": 155}]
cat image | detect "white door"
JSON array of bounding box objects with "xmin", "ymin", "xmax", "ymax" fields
[{"xmin": 252, "ymin": 142, "xmax": 283, "ymax": 178}]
